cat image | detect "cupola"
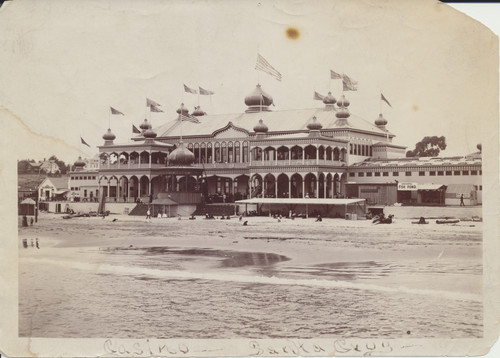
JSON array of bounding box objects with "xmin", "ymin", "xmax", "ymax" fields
[
  {"xmin": 192, "ymin": 105, "xmax": 206, "ymax": 116},
  {"xmin": 168, "ymin": 141, "xmax": 195, "ymax": 166},
  {"xmin": 323, "ymin": 92, "xmax": 337, "ymax": 111},
  {"xmin": 102, "ymin": 128, "xmax": 116, "ymax": 145},
  {"xmin": 245, "ymin": 84, "xmax": 273, "ymax": 113},
  {"xmin": 374, "ymin": 113, "xmax": 388, "ymax": 131},
  {"xmin": 73, "ymin": 156, "xmax": 86, "ymax": 171},
  {"xmin": 253, "ymin": 119, "xmax": 268, "ymax": 138}
]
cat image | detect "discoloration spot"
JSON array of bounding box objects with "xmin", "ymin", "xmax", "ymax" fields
[
  {"xmin": 286, "ymin": 27, "xmax": 300, "ymax": 40},
  {"xmin": 412, "ymin": 105, "xmax": 419, "ymax": 111}
]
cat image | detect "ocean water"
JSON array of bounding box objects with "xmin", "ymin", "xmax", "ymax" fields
[{"xmin": 19, "ymin": 232, "xmax": 482, "ymax": 339}]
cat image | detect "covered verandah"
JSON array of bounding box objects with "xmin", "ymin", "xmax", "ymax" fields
[{"xmin": 235, "ymin": 198, "xmax": 366, "ymax": 219}]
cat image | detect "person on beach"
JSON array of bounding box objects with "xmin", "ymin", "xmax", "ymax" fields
[
  {"xmin": 146, "ymin": 208, "xmax": 151, "ymax": 219},
  {"xmin": 460, "ymin": 194, "xmax": 465, "ymax": 206}
]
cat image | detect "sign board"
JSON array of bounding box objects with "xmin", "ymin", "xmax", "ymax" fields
[
  {"xmin": 456, "ymin": 193, "xmax": 470, "ymax": 199},
  {"xmin": 397, "ymin": 182, "xmax": 417, "ymax": 191}
]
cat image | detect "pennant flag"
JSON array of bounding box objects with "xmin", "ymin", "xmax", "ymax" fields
[
  {"xmin": 146, "ymin": 98, "xmax": 161, "ymax": 107},
  {"xmin": 313, "ymin": 91, "xmax": 325, "ymax": 101},
  {"xmin": 342, "ymin": 74, "xmax": 358, "ymax": 91},
  {"xmin": 150, "ymin": 104, "xmax": 164, "ymax": 112},
  {"xmin": 255, "ymin": 53, "xmax": 282, "ymax": 81},
  {"xmin": 381, "ymin": 93, "xmax": 392, "ymax": 108},
  {"xmin": 80, "ymin": 137, "xmax": 90, "ymax": 147},
  {"xmin": 199, "ymin": 86, "xmax": 215, "ymax": 95},
  {"xmin": 184, "ymin": 84, "xmax": 198, "ymax": 94},
  {"xmin": 132, "ymin": 124, "xmax": 141, "ymax": 134},
  {"xmin": 330, "ymin": 70, "xmax": 342, "ymax": 80},
  {"xmin": 110, "ymin": 107, "xmax": 124, "ymax": 115}
]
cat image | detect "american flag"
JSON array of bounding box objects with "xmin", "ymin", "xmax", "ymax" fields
[
  {"xmin": 255, "ymin": 54, "xmax": 282, "ymax": 81},
  {"xmin": 342, "ymin": 74, "xmax": 358, "ymax": 91}
]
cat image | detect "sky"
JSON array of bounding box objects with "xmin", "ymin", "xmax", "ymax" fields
[{"xmin": 0, "ymin": 0, "xmax": 498, "ymax": 163}]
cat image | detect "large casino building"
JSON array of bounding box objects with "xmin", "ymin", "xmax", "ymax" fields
[{"xmin": 69, "ymin": 84, "xmax": 482, "ymax": 214}]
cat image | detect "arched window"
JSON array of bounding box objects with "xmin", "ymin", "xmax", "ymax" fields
[
  {"xmin": 243, "ymin": 141, "xmax": 248, "ymax": 162},
  {"xmin": 234, "ymin": 141, "xmax": 240, "ymax": 163}
]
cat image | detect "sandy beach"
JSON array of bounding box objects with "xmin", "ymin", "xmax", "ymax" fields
[{"xmin": 18, "ymin": 212, "xmax": 482, "ymax": 338}]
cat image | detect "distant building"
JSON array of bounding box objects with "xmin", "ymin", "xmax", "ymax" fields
[
  {"xmin": 68, "ymin": 157, "xmax": 99, "ymax": 202},
  {"xmin": 39, "ymin": 159, "xmax": 61, "ymax": 174}
]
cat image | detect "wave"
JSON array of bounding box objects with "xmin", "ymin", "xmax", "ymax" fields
[{"xmin": 21, "ymin": 257, "xmax": 482, "ymax": 302}]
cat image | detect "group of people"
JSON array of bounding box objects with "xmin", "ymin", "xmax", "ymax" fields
[{"xmin": 22, "ymin": 238, "xmax": 39, "ymax": 249}]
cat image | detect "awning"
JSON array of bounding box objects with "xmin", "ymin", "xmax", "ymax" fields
[
  {"xmin": 236, "ymin": 198, "xmax": 365, "ymax": 205},
  {"xmin": 446, "ymin": 184, "xmax": 475, "ymax": 194},
  {"xmin": 20, "ymin": 198, "xmax": 36, "ymax": 205},
  {"xmin": 152, "ymin": 198, "xmax": 178, "ymax": 205},
  {"xmin": 54, "ymin": 189, "xmax": 69, "ymax": 194},
  {"xmin": 417, "ymin": 184, "xmax": 446, "ymax": 191}
]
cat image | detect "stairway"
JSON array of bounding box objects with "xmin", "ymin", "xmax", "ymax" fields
[{"xmin": 128, "ymin": 203, "xmax": 149, "ymax": 216}]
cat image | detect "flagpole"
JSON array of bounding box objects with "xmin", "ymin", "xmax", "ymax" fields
[
  {"xmin": 108, "ymin": 107, "xmax": 111, "ymax": 129},
  {"xmin": 379, "ymin": 90, "xmax": 382, "ymax": 114}
]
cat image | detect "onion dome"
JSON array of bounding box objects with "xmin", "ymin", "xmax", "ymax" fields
[
  {"xmin": 245, "ymin": 84, "xmax": 273, "ymax": 112},
  {"xmin": 307, "ymin": 116, "xmax": 323, "ymax": 130},
  {"xmin": 375, "ymin": 113, "xmax": 388, "ymax": 126},
  {"xmin": 477, "ymin": 143, "xmax": 482, "ymax": 152},
  {"xmin": 168, "ymin": 141, "xmax": 195, "ymax": 165},
  {"xmin": 337, "ymin": 95, "xmax": 350, "ymax": 108},
  {"xmin": 176, "ymin": 103, "xmax": 189, "ymax": 116},
  {"xmin": 74, "ymin": 156, "xmax": 86, "ymax": 168},
  {"xmin": 140, "ymin": 118, "xmax": 151, "ymax": 131},
  {"xmin": 102, "ymin": 128, "xmax": 116, "ymax": 141},
  {"xmin": 253, "ymin": 119, "xmax": 268, "ymax": 133},
  {"xmin": 192, "ymin": 105, "xmax": 206, "ymax": 116},
  {"xmin": 322, "ymin": 92, "xmax": 337, "ymax": 105},
  {"xmin": 336, "ymin": 107, "xmax": 350, "ymax": 119},
  {"xmin": 143, "ymin": 128, "xmax": 157, "ymax": 139}
]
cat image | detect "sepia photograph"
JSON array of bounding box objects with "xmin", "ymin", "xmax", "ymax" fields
[{"xmin": 1, "ymin": 0, "xmax": 499, "ymax": 356}]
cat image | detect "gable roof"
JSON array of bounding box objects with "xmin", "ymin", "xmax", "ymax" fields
[{"xmin": 152, "ymin": 106, "xmax": 391, "ymax": 139}]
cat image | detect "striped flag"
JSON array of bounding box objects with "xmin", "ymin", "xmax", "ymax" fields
[
  {"xmin": 150, "ymin": 104, "xmax": 164, "ymax": 112},
  {"xmin": 132, "ymin": 124, "xmax": 141, "ymax": 134},
  {"xmin": 342, "ymin": 74, "xmax": 358, "ymax": 91},
  {"xmin": 146, "ymin": 98, "xmax": 161, "ymax": 107},
  {"xmin": 255, "ymin": 54, "xmax": 282, "ymax": 81},
  {"xmin": 180, "ymin": 114, "xmax": 200, "ymax": 123},
  {"xmin": 199, "ymin": 86, "xmax": 215, "ymax": 95},
  {"xmin": 184, "ymin": 84, "xmax": 198, "ymax": 94},
  {"xmin": 110, "ymin": 107, "xmax": 124, "ymax": 115},
  {"xmin": 313, "ymin": 91, "xmax": 325, "ymax": 101},
  {"xmin": 330, "ymin": 70, "xmax": 342, "ymax": 79},
  {"xmin": 381, "ymin": 93, "xmax": 392, "ymax": 108},
  {"xmin": 80, "ymin": 137, "xmax": 90, "ymax": 147}
]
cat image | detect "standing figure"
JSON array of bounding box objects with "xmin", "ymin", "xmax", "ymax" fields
[
  {"xmin": 460, "ymin": 194, "xmax": 465, "ymax": 206},
  {"xmin": 35, "ymin": 238, "xmax": 40, "ymax": 249},
  {"xmin": 146, "ymin": 208, "xmax": 151, "ymax": 219}
]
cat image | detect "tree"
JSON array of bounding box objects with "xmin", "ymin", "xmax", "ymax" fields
[
  {"xmin": 406, "ymin": 136, "xmax": 446, "ymax": 157},
  {"xmin": 48, "ymin": 155, "xmax": 68, "ymax": 174}
]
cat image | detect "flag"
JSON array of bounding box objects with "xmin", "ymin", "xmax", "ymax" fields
[
  {"xmin": 180, "ymin": 114, "xmax": 199, "ymax": 123},
  {"xmin": 110, "ymin": 107, "xmax": 124, "ymax": 115},
  {"xmin": 146, "ymin": 98, "xmax": 161, "ymax": 107},
  {"xmin": 199, "ymin": 86, "xmax": 215, "ymax": 95},
  {"xmin": 255, "ymin": 53, "xmax": 282, "ymax": 81},
  {"xmin": 184, "ymin": 84, "xmax": 198, "ymax": 94},
  {"xmin": 342, "ymin": 74, "xmax": 358, "ymax": 91},
  {"xmin": 381, "ymin": 93, "xmax": 392, "ymax": 108},
  {"xmin": 313, "ymin": 91, "xmax": 325, "ymax": 101},
  {"xmin": 132, "ymin": 124, "xmax": 141, "ymax": 134},
  {"xmin": 80, "ymin": 137, "xmax": 90, "ymax": 147},
  {"xmin": 330, "ymin": 70, "xmax": 342, "ymax": 79},
  {"xmin": 150, "ymin": 104, "xmax": 164, "ymax": 112}
]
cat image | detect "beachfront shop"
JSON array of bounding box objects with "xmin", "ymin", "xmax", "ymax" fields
[
  {"xmin": 345, "ymin": 183, "xmax": 397, "ymax": 206},
  {"xmin": 444, "ymin": 184, "xmax": 477, "ymax": 206},
  {"xmin": 396, "ymin": 182, "xmax": 446, "ymax": 205}
]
